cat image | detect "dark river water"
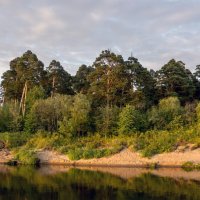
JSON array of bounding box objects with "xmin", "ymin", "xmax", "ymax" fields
[{"xmin": 0, "ymin": 165, "xmax": 200, "ymax": 200}]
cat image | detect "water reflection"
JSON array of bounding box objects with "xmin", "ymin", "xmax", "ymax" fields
[{"xmin": 0, "ymin": 165, "xmax": 200, "ymax": 200}]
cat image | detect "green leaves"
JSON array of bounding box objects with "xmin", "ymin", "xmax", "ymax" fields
[
  {"xmin": 1, "ymin": 50, "xmax": 45, "ymax": 101},
  {"xmin": 148, "ymin": 97, "xmax": 183, "ymax": 130},
  {"xmin": 47, "ymin": 60, "xmax": 74, "ymax": 96},
  {"xmin": 118, "ymin": 105, "xmax": 148, "ymax": 134},
  {"xmin": 59, "ymin": 94, "xmax": 91, "ymax": 137},
  {"xmin": 156, "ymin": 59, "xmax": 196, "ymax": 103},
  {"xmin": 88, "ymin": 50, "xmax": 129, "ymax": 107}
]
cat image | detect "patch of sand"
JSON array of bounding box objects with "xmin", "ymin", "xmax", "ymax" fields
[
  {"xmin": 0, "ymin": 149, "xmax": 13, "ymax": 163},
  {"xmin": 37, "ymin": 150, "xmax": 73, "ymax": 165},
  {"xmin": 1, "ymin": 146, "xmax": 200, "ymax": 168},
  {"xmin": 37, "ymin": 147, "xmax": 200, "ymax": 167}
]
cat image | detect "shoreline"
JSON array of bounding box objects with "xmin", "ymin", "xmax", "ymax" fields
[
  {"xmin": 1, "ymin": 147, "xmax": 200, "ymax": 168},
  {"xmin": 36, "ymin": 148, "xmax": 200, "ymax": 167},
  {"xmin": 40, "ymin": 163, "xmax": 183, "ymax": 168},
  {"xmin": 0, "ymin": 162, "xmax": 184, "ymax": 168}
]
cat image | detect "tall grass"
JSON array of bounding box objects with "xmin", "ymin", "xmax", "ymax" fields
[{"xmin": 1, "ymin": 124, "xmax": 200, "ymax": 164}]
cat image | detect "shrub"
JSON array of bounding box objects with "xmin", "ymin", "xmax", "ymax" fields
[
  {"xmin": 0, "ymin": 132, "xmax": 29, "ymax": 148},
  {"xmin": 15, "ymin": 148, "xmax": 39, "ymax": 165},
  {"xmin": 24, "ymin": 94, "xmax": 73, "ymax": 133},
  {"xmin": 118, "ymin": 105, "xmax": 148, "ymax": 134},
  {"xmin": 68, "ymin": 149, "xmax": 83, "ymax": 160},
  {"xmin": 95, "ymin": 106, "xmax": 120, "ymax": 137},
  {"xmin": 59, "ymin": 93, "xmax": 91, "ymax": 137},
  {"xmin": 148, "ymin": 97, "xmax": 183, "ymax": 130},
  {"xmin": 0, "ymin": 102, "xmax": 23, "ymax": 132},
  {"xmin": 196, "ymin": 102, "xmax": 200, "ymax": 127}
]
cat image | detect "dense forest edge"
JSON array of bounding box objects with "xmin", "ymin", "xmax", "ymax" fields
[{"xmin": 0, "ymin": 50, "xmax": 200, "ymax": 166}]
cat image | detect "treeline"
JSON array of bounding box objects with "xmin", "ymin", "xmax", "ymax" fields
[{"xmin": 1, "ymin": 50, "xmax": 200, "ymax": 137}]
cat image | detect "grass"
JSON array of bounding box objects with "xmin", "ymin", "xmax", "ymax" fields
[
  {"xmin": 67, "ymin": 146, "xmax": 123, "ymax": 160},
  {"xmin": 1, "ymin": 132, "xmax": 127, "ymax": 161},
  {"xmin": 134, "ymin": 126, "xmax": 200, "ymax": 157},
  {"xmin": 14, "ymin": 147, "xmax": 39, "ymax": 165},
  {"xmin": 0, "ymin": 124, "xmax": 200, "ymax": 164},
  {"xmin": 0, "ymin": 132, "xmax": 30, "ymax": 148}
]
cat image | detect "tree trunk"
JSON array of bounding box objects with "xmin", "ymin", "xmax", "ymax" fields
[
  {"xmin": 20, "ymin": 81, "xmax": 28, "ymax": 117},
  {"xmin": 51, "ymin": 76, "xmax": 56, "ymax": 98},
  {"xmin": 22, "ymin": 82, "xmax": 28, "ymax": 117}
]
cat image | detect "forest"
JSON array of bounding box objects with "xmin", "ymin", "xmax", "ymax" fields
[{"xmin": 1, "ymin": 50, "xmax": 200, "ymax": 163}]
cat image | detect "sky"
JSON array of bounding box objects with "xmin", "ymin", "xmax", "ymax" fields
[{"xmin": 0, "ymin": 0, "xmax": 200, "ymax": 76}]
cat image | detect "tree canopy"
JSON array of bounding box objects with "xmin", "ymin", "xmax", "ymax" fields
[{"xmin": 1, "ymin": 50, "xmax": 200, "ymax": 138}]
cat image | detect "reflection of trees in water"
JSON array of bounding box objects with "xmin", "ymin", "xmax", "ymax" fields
[{"xmin": 0, "ymin": 166, "xmax": 200, "ymax": 200}]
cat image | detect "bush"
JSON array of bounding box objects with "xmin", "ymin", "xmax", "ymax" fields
[
  {"xmin": 135, "ymin": 130, "xmax": 179, "ymax": 157},
  {"xmin": 0, "ymin": 132, "xmax": 29, "ymax": 148},
  {"xmin": 67, "ymin": 148, "xmax": 111, "ymax": 160},
  {"xmin": 59, "ymin": 93, "xmax": 91, "ymax": 137},
  {"xmin": 196, "ymin": 102, "xmax": 200, "ymax": 126},
  {"xmin": 15, "ymin": 148, "xmax": 39, "ymax": 165},
  {"xmin": 134, "ymin": 125, "xmax": 200, "ymax": 157},
  {"xmin": 95, "ymin": 106, "xmax": 120, "ymax": 137},
  {"xmin": 118, "ymin": 105, "xmax": 148, "ymax": 134},
  {"xmin": 68, "ymin": 149, "xmax": 83, "ymax": 160},
  {"xmin": 24, "ymin": 94, "xmax": 73, "ymax": 133},
  {"xmin": 148, "ymin": 97, "xmax": 183, "ymax": 130},
  {"xmin": 0, "ymin": 102, "xmax": 23, "ymax": 132}
]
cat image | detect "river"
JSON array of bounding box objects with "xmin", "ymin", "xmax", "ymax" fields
[{"xmin": 0, "ymin": 165, "xmax": 200, "ymax": 199}]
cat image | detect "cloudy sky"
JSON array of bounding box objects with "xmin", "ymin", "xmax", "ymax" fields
[{"xmin": 0, "ymin": 0, "xmax": 200, "ymax": 76}]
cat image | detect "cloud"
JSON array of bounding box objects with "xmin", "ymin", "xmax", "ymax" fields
[{"xmin": 0, "ymin": 0, "xmax": 200, "ymax": 77}]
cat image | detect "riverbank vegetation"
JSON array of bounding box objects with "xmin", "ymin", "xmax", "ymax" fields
[{"xmin": 1, "ymin": 50, "xmax": 200, "ymax": 163}]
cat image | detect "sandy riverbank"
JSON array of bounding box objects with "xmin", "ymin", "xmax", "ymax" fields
[
  {"xmin": 37, "ymin": 145, "xmax": 200, "ymax": 167},
  {"xmin": 1, "ymin": 145, "xmax": 200, "ymax": 167},
  {"xmin": 0, "ymin": 149, "xmax": 13, "ymax": 163}
]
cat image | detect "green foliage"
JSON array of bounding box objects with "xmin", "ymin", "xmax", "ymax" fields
[
  {"xmin": 23, "ymin": 132, "xmax": 61, "ymax": 150},
  {"xmin": 95, "ymin": 106, "xmax": 119, "ymax": 137},
  {"xmin": 15, "ymin": 148, "xmax": 39, "ymax": 165},
  {"xmin": 73, "ymin": 65, "xmax": 94, "ymax": 94},
  {"xmin": 196, "ymin": 102, "xmax": 200, "ymax": 123},
  {"xmin": 47, "ymin": 60, "xmax": 74, "ymax": 95},
  {"xmin": 67, "ymin": 148, "xmax": 118, "ymax": 160},
  {"xmin": 25, "ymin": 94, "xmax": 72, "ymax": 133},
  {"xmin": 118, "ymin": 105, "xmax": 148, "ymax": 134},
  {"xmin": 0, "ymin": 104, "xmax": 11, "ymax": 132},
  {"xmin": 0, "ymin": 132, "xmax": 29, "ymax": 148},
  {"xmin": 0, "ymin": 102, "xmax": 23, "ymax": 132},
  {"xmin": 135, "ymin": 126, "xmax": 200, "ymax": 157},
  {"xmin": 88, "ymin": 50, "xmax": 130, "ymax": 107},
  {"xmin": 1, "ymin": 50, "xmax": 45, "ymax": 101},
  {"xmin": 156, "ymin": 59, "xmax": 196, "ymax": 103},
  {"xmin": 59, "ymin": 93, "xmax": 91, "ymax": 137},
  {"xmin": 1, "ymin": 50, "xmax": 200, "ymax": 161},
  {"xmin": 148, "ymin": 97, "xmax": 183, "ymax": 130},
  {"xmin": 135, "ymin": 130, "xmax": 178, "ymax": 157},
  {"xmin": 125, "ymin": 56, "xmax": 156, "ymax": 107},
  {"xmin": 25, "ymin": 86, "xmax": 46, "ymax": 111},
  {"xmin": 182, "ymin": 102, "xmax": 197, "ymax": 125}
]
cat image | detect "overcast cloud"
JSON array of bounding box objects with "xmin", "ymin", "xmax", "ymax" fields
[{"xmin": 0, "ymin": 0, "xmax": 200, "ymax": 76}]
